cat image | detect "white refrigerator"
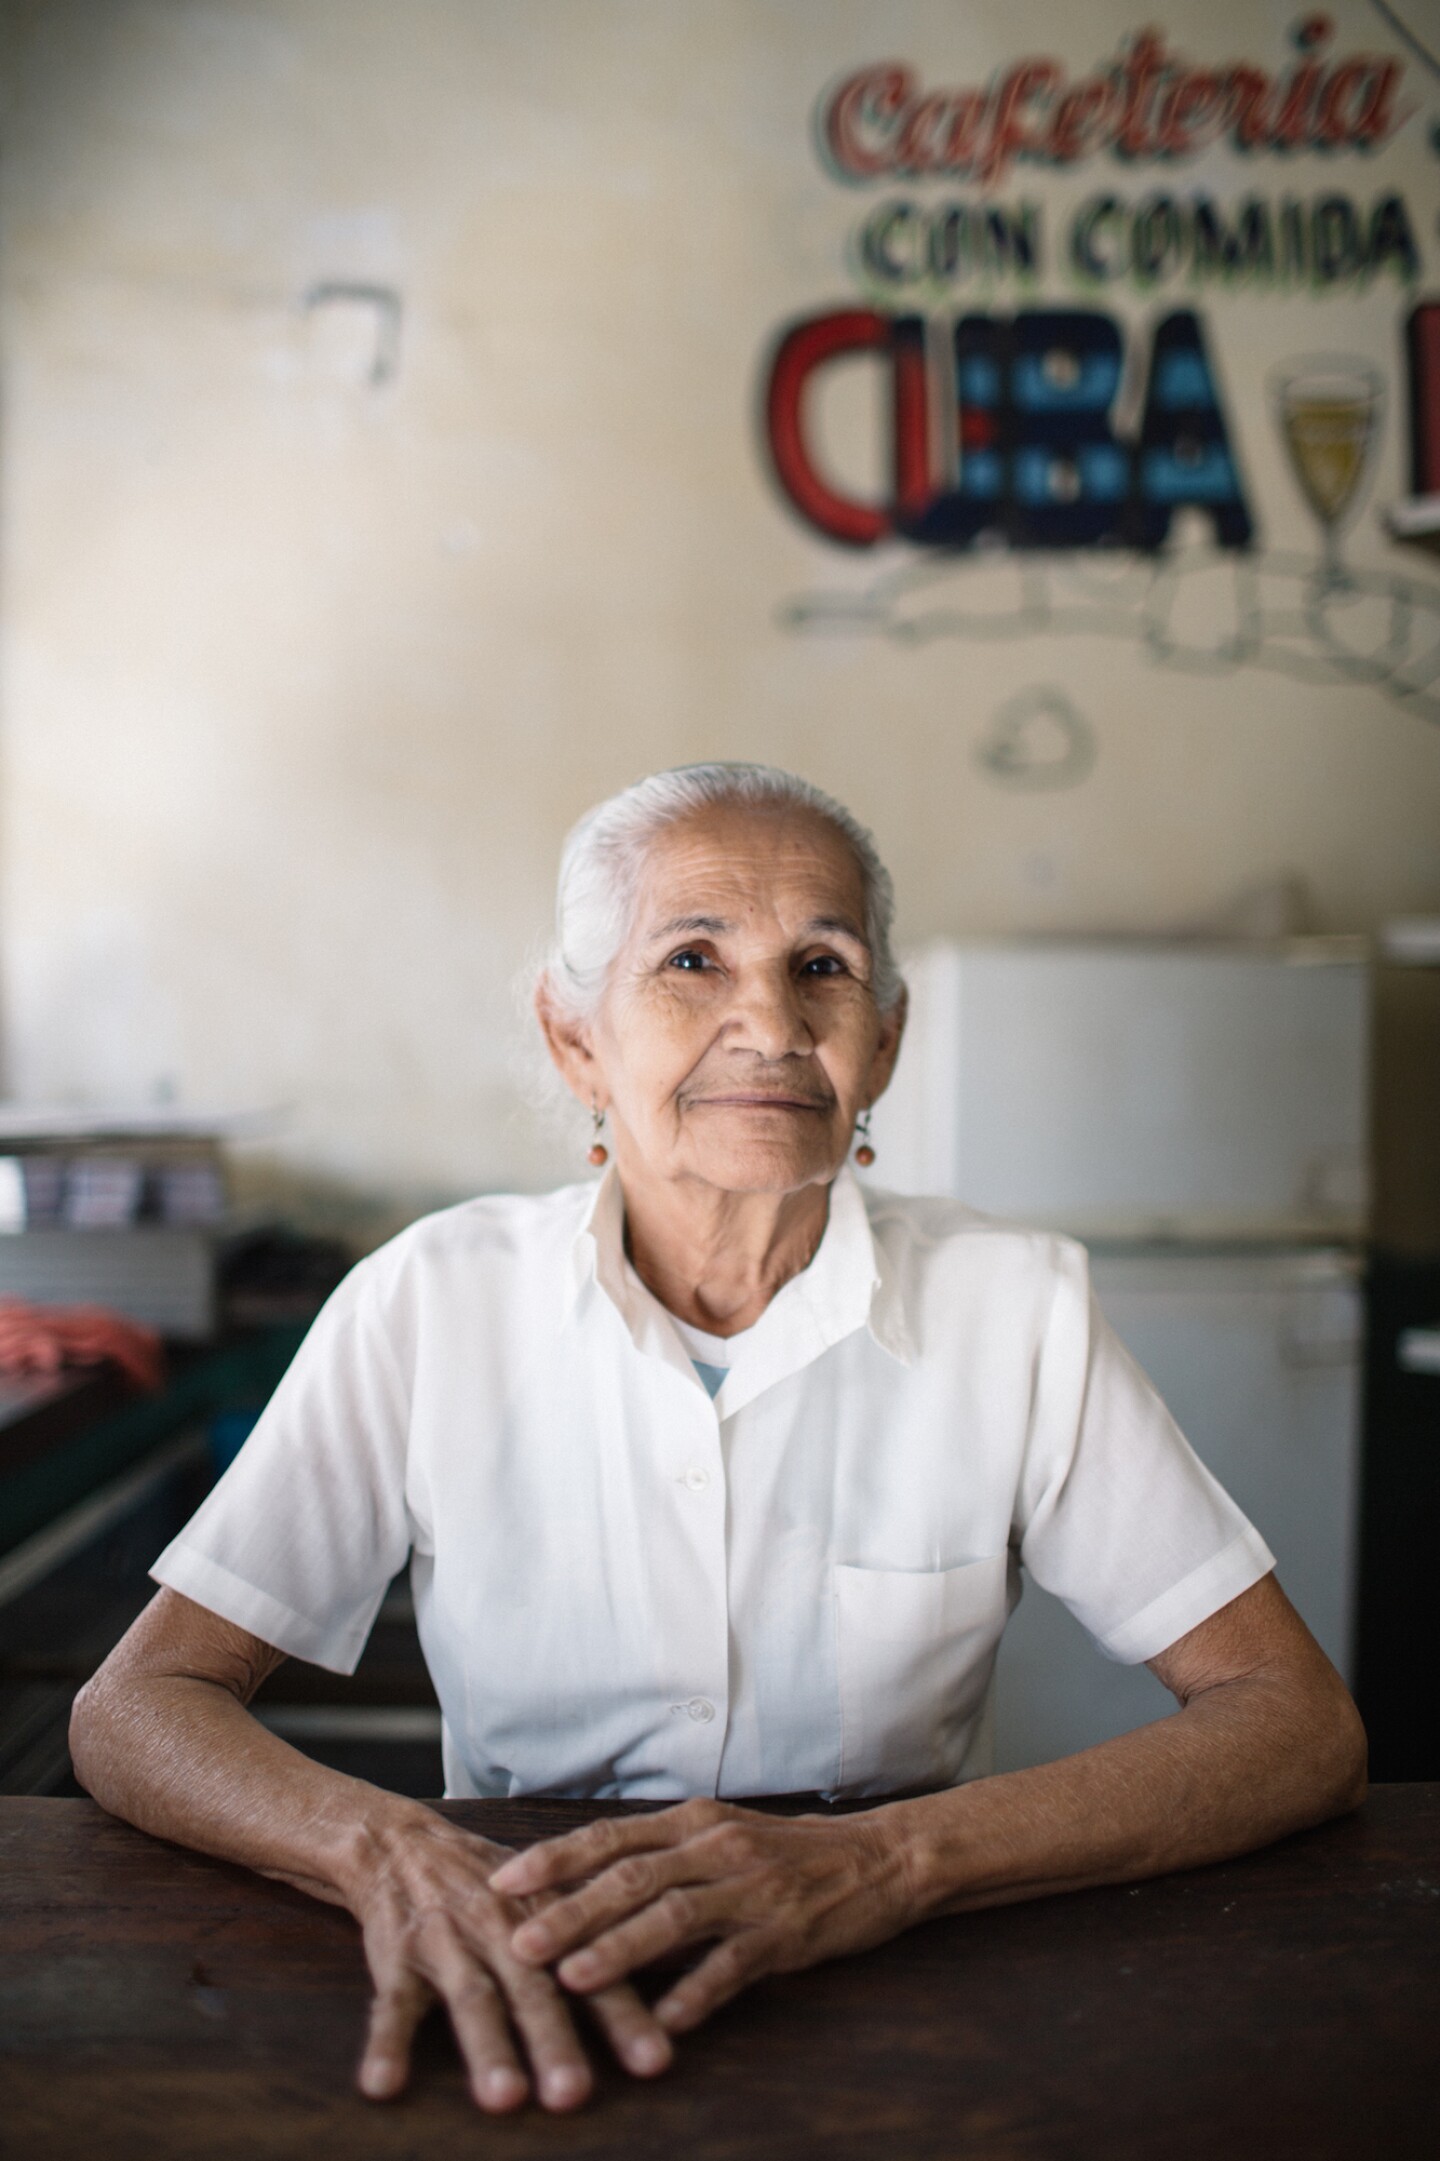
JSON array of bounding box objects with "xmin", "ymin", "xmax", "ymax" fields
[{"xmin": 868, "ymin": 938, "xmax": 1370, "ymax": 1772}]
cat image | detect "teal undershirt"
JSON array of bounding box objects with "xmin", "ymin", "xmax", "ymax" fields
[{"xmin": 691, "ymin": 1360, "xmax": 727, "ymax": 1399}]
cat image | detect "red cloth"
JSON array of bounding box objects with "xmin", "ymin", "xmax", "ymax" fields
[{"xmin": 0, "ymin": 1299, "xmax": 166, "ymax": 1392}]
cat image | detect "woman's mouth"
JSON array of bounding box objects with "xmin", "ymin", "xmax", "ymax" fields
[{"xmin": 689, "ymin": 1094, "xmax": 831, "ymax": 1111}]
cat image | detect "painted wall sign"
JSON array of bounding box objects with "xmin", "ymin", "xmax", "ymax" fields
[
  {"xmin": 818, "ymin": 18, "xmax": 1409, "ymax": 189},
  {"xmin": 854, "ymin": 189, "xmax": 1419, "ymax": 292},
  {"xmin": 759, "ymin": 10, "xmax": 1440, "ymax": 727},
  {"xmin": 768, "ymin": 305, "xmax": 1253, "ymax": 551}
]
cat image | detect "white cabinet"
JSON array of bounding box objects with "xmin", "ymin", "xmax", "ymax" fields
[{"xmin": 872, "ymin": 939, "xmax": 1370, "ymax": 1243}]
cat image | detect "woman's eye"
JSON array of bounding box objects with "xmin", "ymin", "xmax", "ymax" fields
[
  {"xmin": 667, "ymin": 949, "xmax": 711, "ymax": 972},
  {"xmin": 801, "ymin": 955, "xmax": 846, "ymax": 977}
]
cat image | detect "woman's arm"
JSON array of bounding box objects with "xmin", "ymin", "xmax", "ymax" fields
[
  {"xmin": 69, "ymin": 1588, "xmax": 672, "ymax": 2109},
  {"xmin": 901, "ymin": 1568, "xmax": 1366, "ymax": 1912},
  {"xmin": 492, "ymin": 1573, "xmax": 1366, "ymax": 2031}
]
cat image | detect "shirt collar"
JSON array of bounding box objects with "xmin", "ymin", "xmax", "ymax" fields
[{"xmin": 565, "ymin": 1162, "xmax": 913, "ymax": 1411}]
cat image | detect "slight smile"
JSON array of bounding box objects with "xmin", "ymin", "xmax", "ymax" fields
[{"xmin": 688, "ymin": 1095, "xmax": 832, "ymax": 1111}]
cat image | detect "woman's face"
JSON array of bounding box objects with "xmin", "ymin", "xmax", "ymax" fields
[{"xmin": 544, "ymin": 806, "xmax": 905, "ymax": 1199}]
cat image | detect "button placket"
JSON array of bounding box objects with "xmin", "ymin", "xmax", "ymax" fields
[{"xmin": 663, "ymin": 1394, "xmax": 728, "ymax": 1773}]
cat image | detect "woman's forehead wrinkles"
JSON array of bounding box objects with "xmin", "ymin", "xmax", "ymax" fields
[{"xmin": 635, "ymin": 824, "xmax": 868, "ymax": 945}]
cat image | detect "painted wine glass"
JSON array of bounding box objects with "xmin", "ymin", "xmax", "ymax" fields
[{"xmin": 1270, "ymin": 357, "xmax": 1384, "ymax": 591}]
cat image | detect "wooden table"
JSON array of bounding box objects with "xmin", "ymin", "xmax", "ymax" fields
[{"xmin": 2, "ymin": 1788, "xmax": 1436, "ymax": 2159}]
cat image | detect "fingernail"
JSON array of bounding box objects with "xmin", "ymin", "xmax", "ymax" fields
[
  {"xmin": 630, "ymin": 2035, "xmax": 672, "ymax": 2075},
  {"xmin": 359, "ymin": 2057, "xmax": 401, "ymax": 2099},
  {"xmin": 488, "ymin": 1858, "xmax": 526, "ymax": 1890},
  {"xmin": 480, "ymin": 2067, "xmax": 526, "ymax": 2110},
  {"xmin": 511, "ymin": 1920, "xmax": 551, "ymax": 1959},
  {"xmin": 541, "ymin": 2066, "xmax": 590, "ymax": 2110},
  {"xmin": 559, "ymin": 1951, "xmax": 600, "ymax": 1986}
]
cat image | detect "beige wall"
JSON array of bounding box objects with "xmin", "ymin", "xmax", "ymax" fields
[{"xmin": 2, "ymin": 0, "xmax": 1438, "ymax": 1229}]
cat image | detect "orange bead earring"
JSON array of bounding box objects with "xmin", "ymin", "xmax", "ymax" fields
[
  {"xmin": 854, "ymin": 1111, "xmax": 875, "ymax": 1167},
  {"xmin": 587, "ymin": 1103, "xmax": 609, "ymax": 1168}
]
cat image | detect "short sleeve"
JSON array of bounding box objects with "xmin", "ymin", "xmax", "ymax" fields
[
  {"xmin": 1015, "ymin": 1244, "xmax": 1275, "ymax": 1665},
  {"xmin": 151, "ymin": 1264, "xmax": 413, "ymax": 1673}
]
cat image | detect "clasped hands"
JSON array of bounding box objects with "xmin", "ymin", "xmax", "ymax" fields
[{"xmin": 353, "ymin": 1798, "xmax": 915, "ymax": 2113}]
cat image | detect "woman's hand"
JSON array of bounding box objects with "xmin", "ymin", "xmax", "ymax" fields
[
  {"xmin": 486, "ymin": 1579, "xmax": 1365, "ymax": 2066},
  {"xmin": 488, "ymin": 1799, "xmax": 918, "ymax": 2034},
  {"xmin": 345, "ymin": 1809, "xmax": 674, "ymax": 2110}
]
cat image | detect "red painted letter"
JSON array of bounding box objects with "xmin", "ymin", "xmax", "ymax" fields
[{"xmin": 765, "ymin": 310, "xmax": 931, "ymax": 547}]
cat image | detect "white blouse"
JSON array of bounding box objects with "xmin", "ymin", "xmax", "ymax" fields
[{"xmin": 153, "ymin": 1168, "xmax": 1274, "ymax": 1801}]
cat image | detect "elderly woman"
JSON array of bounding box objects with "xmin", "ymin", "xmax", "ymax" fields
[{"xmin": 71, "ymin": 763, "xmax": 1365, "ymax": 2114}]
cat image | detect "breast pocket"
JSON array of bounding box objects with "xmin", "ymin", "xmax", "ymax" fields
[{"xmin": 834, "ymin": 1553, "xmax": 1010, "ymax": 1796}]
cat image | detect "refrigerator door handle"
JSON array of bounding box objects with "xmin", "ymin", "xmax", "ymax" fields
[{"xmin": 1397, "ymin": 1326, "xmax": 1440, "ymax": 1378}]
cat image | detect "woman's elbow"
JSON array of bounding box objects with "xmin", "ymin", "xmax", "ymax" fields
[
  {"xmin": 68, "ymin": 1682, "xmax": 100, "ymax": 1798},
  {"xmin": 68, "ymin": 1667, "xmax": 122, "ymax": 1801},
  {"xmin": 1328, "ymin": 1685, "xmax": 1369, "ymax": 1815},
  {"xmin": 1305, "ymin": 1668, "xmax": 1368, "ymax": 1822},
  {"xmin": 69, "ymin": 1648, "xmax": 157, "ymax": 1809}
]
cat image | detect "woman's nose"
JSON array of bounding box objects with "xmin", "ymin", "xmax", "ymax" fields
[{"xmin": 728, "ymin": 968, "xmax": 813, "ymax": 1058}]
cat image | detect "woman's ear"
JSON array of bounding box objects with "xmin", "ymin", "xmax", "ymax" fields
[
  {"xmin": 864, "ymin": 982, "xmax": 908, "ymax": 1107},
  {"xmin": 535, "ymin": 977, "xmax": 600, "ymax": 1105}
]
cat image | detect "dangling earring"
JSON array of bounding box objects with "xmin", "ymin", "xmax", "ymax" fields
[
  {"xmin": 587, "ymin": 1102, "xmax": 609, "ymax": 1168},
  {"xmin": 854, "ymin": 1110, "xmax": 875, "ymax": 1167}
]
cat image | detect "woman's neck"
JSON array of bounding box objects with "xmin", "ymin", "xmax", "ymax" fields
[{"xmin": 618, "ymin": 1173, "xmax": 831, "ymax": 1336}]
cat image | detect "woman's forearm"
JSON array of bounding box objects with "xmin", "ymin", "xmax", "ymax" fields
[
  {"xmin": 69, "ymin": 1628, "xmax": 428, "ymax": 1908},
  {"xmin": 895, "ymin": 1643, "xmax": 1366, "ymax": 1920}
]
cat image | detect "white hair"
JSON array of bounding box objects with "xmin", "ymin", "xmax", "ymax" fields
[{"xmin": 539, "ymin": 763, "xmax": 903, "ymax": 1023}]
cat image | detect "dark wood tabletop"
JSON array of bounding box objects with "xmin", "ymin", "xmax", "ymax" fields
[{"xmin": 1, "ymin": 1787, "xmax": 1436, "ymax": 2160}]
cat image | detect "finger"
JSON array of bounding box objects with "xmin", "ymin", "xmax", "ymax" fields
[
  {"xmin": 491, "ymin": 1801, "xmax": 728, "ymax": 1898},
  {"xmin": 492, "ymin": 1959, "xmax": 597, "ymax": 2111},
  {"xmin": 510, "ymin": 1847, "xmax": 701, "ymax": 1966},
  {"xmin": 433, "ymin": 1901, "xmax": 596, "ymax": 2113},
  {"xmin": 555, "ymin": 1883, "xmax": 729, "ymax": 1994},
  {"xmin": 584, "ymin": 1981, "xmax": 675, "ymax": 2080},
  {"xmin": 424, "ymin": 1934, "xmax": 531, "ymax": 2114},
  {"xmin": 358, "ymin": 1973, "xmax": 432, "ymax": 2101},
  {"xmin": 484, "ymin": 1806, "xmax": 657, "ymax": 1893},
  {"xmin": 654, "ymin": 1935, "xmax": 764, "ymax": 2034}
]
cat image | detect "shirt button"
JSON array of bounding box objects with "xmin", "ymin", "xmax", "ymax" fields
[
  {"xmin": 687, "ymin": 1697, "xmax": 716, "ymax": 1723},
  {"xmin": 683, "ymin": 1467, "xmax": 710, "ymax": 1491}
]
